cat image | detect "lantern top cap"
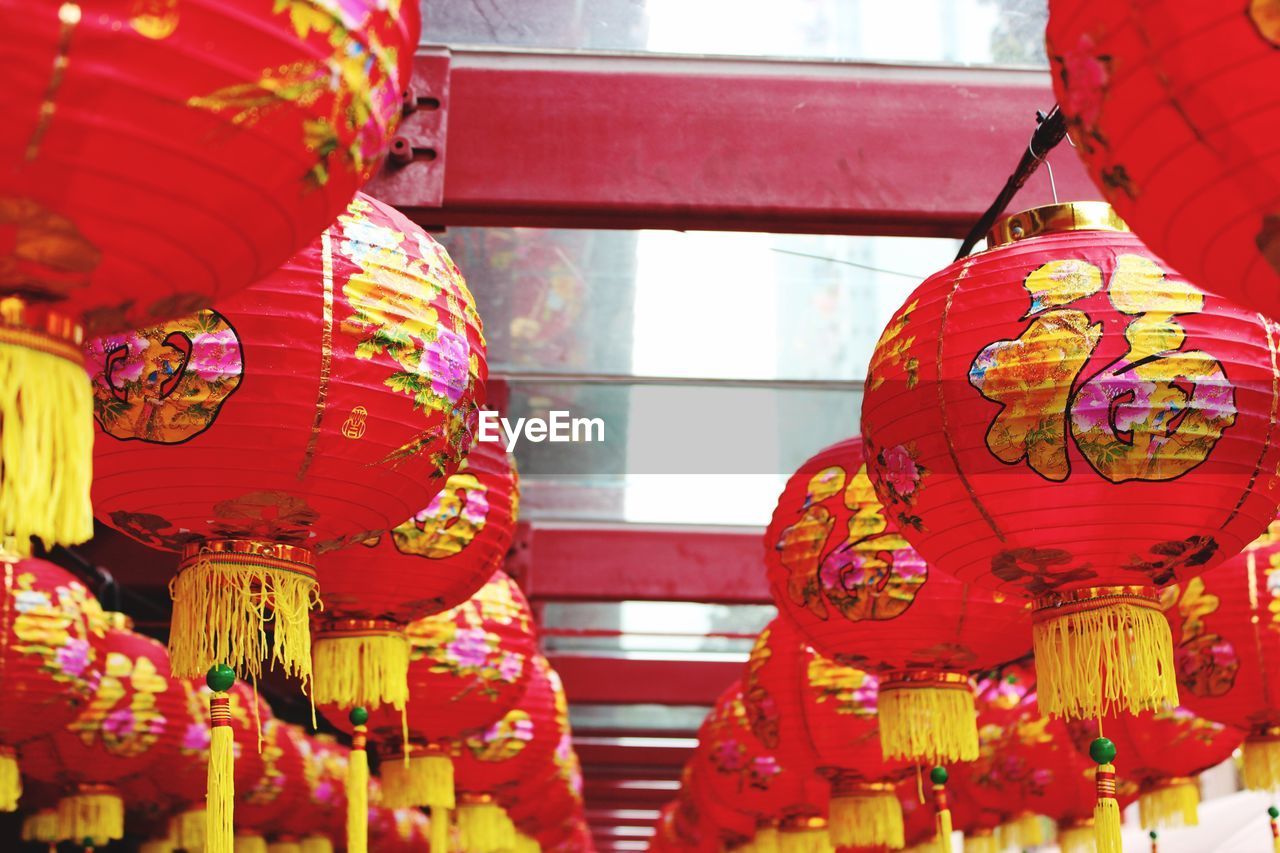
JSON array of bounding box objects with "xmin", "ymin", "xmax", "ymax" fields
[
  {"xmin": 986, "ymin": 201, "xmax": 1129, "ymax": 249},
  {"xmin": 778, "ymin": 814, "xmax": 826, "ymax": 832}
]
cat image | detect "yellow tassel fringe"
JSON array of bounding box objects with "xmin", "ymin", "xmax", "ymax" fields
[
  {"xmin": 515, "ymin": 830, "xmax": 541, "ymax": 852},
  {"xmin": 0, "ymin": 333, "xmax": 94, "ymax": 554},
  {"xmin": 998, "ymin": 812, "xmax": 1045, "ymax": 849},
  {"xmin": 1058, "ymin": 824, "xmax": 1094, "ymax": 853},
  {"xmin": 299, "ymin": 837, "xmax": 333, "ymax": 853},
  {"xmin": 57, "ymin": 788, "xmax": 124, "ymax": 845},
  {"xmin": 0, "ymin": 746, "xmax": 21, "ymax": 811},
  {"xmin": 829, "ymin": 789, "xmax": 904, "ymax": 849},
  {"xmin": 778, "ymin": 826, "xmax": 830, "ymax": 853},
  {"xmin": 21, "ymin": 808, "xmax": 58, "ymax": 843},
  {"xmin": 234, "ymin": 832, "xmax": 269, "ymax": 853},
  {"xmin": 1095, "ymin": 766, "xmax": 1123, "ymax": 853},
  {"xmin": 458, "ymin": 800, "xmax": 515, "ymax": 852},
  {"xmin": 208, "ymin": 703, "xmax": 235, "ymax": 853},
  {"xmin": 174, "ymin": 808, "xmax": 206, "ymax": 851},
  {"xmin": 755, "ymin": 826, "xmax": 780, "ymax": 853},
  {"xmin": 430, "ymin": 806, "xmax": 451, "ymax": 853},
  {"xmin": 382, "ymin": 751, "xmax": 455, "ymax": 809},
  {"xmin": 267, "ymin": 843, "xmax": 302, "ymax": 853},
  {"xmin": 347, "ymin": 732, "xmax": 369, "ymax": 853},
  {"xmin": 936, "ymin": 808, "xmax": 954, "ymax": 853},
  {"xmin": 313, "ymin": 633, "xmax": 410, "ymax": 711},
  {"xmin": 1033, "ymin": 597, "xmax": 1177, "ymax": 719},
  {"xmin": 878, "ymin": 681, "xmax": 978, "ymax": 762},
  {"xmin": 1243, "ymin": 737, "xmax": 1280, "ymax": 790},
  {"xmin": 140, "ymin": 840, "xmax": 175, "ymax": 853},
  {"xmin": 965, "ymin": 829, "xmax": 998, "ymax": 853},
  {"xmin": 1139, "ymin": 779, "xmax": 1199, "ymax": 828},
  {"xmin": 168, "ymin": 554, "xmax": 319, "ymax": 682}
]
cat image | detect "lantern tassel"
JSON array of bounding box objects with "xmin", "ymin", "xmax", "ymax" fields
[
  {"xmin": 234, "ymin": 832, "xmax": 269, "ymax": 853},
  {"xmin": 777, "ymin": 824, "xmax": 828, "ymax": 853},
  {"xmin": 965, "ymin": 829, "xmax": 998, "ymax": 853},
  {"xmin": 1092, "ymin": 741, "xmax": 1123, "ymax": 853},
  {"xmin": 1138, "ymin": 778, "xmax": 1199, "ymax": 828},
  {"xmin": 267, "ymin": 842, "xmax": 302, "ymax": 853},
  {"xmin": 1059, "ymin": 823, "xmax": 1094, "ymax": 853},
  {"xmin": 1244, "ymin": 736, "xmax": 1280, "ymax": 790},
  {"xmin": 930, "ymin": 767, "xmax": 954, "ymax": 853},
  {"xmin": 381, "ymin": 749, "xmax": 455, "ymax": 809},
  {"xmin": 828, "ymin": 782, "xmax": 904, "ymax": 849},
  {"xmin": 299, "ymin": 837, "xmax": 332, "ymax": 853},
  {"xmin": 207, "ymin": 666, "xmax": 237, "ymax": 853},
  {"xmin": 755, "ymin": 825, "xmax": 780, "ymax": 853},
  {"xmin": 998, "ymin": 812, "xmax": 1044, "ymax": 849},
  {"xmin": 56, "ymin": 784, "xmax": 124, "ymax": 845},
  {"xmin": 168, "ymin": 542, "xmax": 318, "ymax": 682},
  {"xmin": 313, "ymin": 629, "xmax": 410, "ymax": 711},
  {"xmin": 21, "ymin": 809, "xmax": 58, "ymax": 843},
  {"xmin": 1032, "ymin": 588, "xmax": 1177, "ymax": 718},
  {"xmin": 514, "ymin": 830, "xmax": 541, "ymax": 853},
  {"xmin": 0, "ymin": 314, "xmax": 94, "ymax": 555},
  {"xmin": 877, "ymin": 673, "xmax": 978, "ymax": 762},
  {"xmin": 430, "ymin": 806, "xmax": 450, "ymax": 853},
  {"xmin": 346, "ymin": 709, "xmax": 369, "ymax": 853},
  {"xmin": 0, "ymin": 745, "xmax": 21, "ymax": 811},
  {"xmin": 174, "ymin": 809, "xmax": 206, "ymax": 852},
  {"xmin": 140, "ymin": 840, "xmax": 174, "ymax": 853},
  {"xmin": 458, "ymin": 796, "xmax": 515, "ymax": 852}
]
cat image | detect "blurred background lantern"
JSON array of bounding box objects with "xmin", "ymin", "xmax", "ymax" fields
[
  {"xmin": 765, "ymin": 434, "xmax": 1030, "ymax": 765},
  {"xmin": 235, "ymin": 715, "xmax": 310, "ymax": 851},
  {"xmin": 860, "ymin": 201, "xmax": 1280, "ymax": 722},
  {"xmin": 1066, "ymin": 706, "xmax": 1242, "ymax": 829},
  {"xmin": 274, "ymin": 729, "xmax": 348, "ymax": 853},
  {"xmin": 22, "ymin": 613, "xmax": 185, "ymax": 846},
  {"xmin": 793, "ymin": 641, "xmax": 913, "ymax": 850},
  {"xmin": 312, "ymin": 437, "xmax": 518, "ymax": 714},
  {"xmin": 1047, "ymin": 1, "xmax": 1280, "ymax": 320},
  {"xmin": 327, "ymin": 570, "xmax": 535, "ymax": 845},
  {"xmin": 0, "ymin": 0, "xmax": 419, "ymax": 555},
  {"xmin": 88, "ymin": 193, "xmax": 488, "ymax": 686},
  {"xmin": 964, "ymin": 661, "xmax": 1040, "ymax": 845},
  {"xmin": 1165, "ymin": 520, "xmax": 1280, "ymax": 791},
  {"xmin": 0, "ymin": 555, "xmax": 105, "ymax": 812}
]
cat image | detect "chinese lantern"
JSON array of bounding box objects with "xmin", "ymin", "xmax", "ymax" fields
[
  {"xmin": 236, "ymin": 715, "xmax": 310, "ymax": 850},
  {"xmin": 1066, "ymin": 706, "xmax": 1241, "ymax": 829},
  {"xmin": 0, "ymin": 555, "xmax": 105, "ymax": 811},
  {"xmin": 1165, "ymin": 520, "xmax": 1280, "ymax": 791},
  {"xmin": 860, "ymin": 201, "xmax": 1280, "ymax": 722},
  {"xmin": 312, "ymin": 437, "xmax": 518, "ymax": 713},
  {"xmin": 327, "ymin": 570, "xmax": 535, "ymax": 843},
  {"xmin": 765, "ymin": 434, "xmax": 1030, "ymax": 764},
  {"xmin": 22, "ymin": 613, "xmax": 186, "ymax": 846},
  {"xmin": 89, "ymin": 192, "xmax": 488, "ymax": 685},
  {"xmin": 792, "ymin": 643, "xmax": 914, "ymax": 850},
  {"xmin": 276, "ymin": 732, "xmax": 347, "ymax": 853},
  {"xmin": 1046, "ymin": 0, "xmax": 1280, "ymax": 319},
  {"xmin": 0, "ymin": 0, "xmax": 419, "ymax": 554},
  {"xmin": 965, "ymin": 661, "xmax": 1040, "ymax": 845}
]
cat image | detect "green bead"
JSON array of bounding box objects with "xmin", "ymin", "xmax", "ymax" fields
[
  {"xmin": 1089, "ymin": 736, "xmax": 1117, "ymax": 765},
  {"xmin": 1149, "ymin": 830, "xmax": 1158, "ymax": 840},
  {"xmin": 349, "ymin": 706, "xmax": 369, "ymax": 726},
  {"xmin": 1269, "ymin": 805, "xmax": 1279, "ymax": 819},
  {"xmin": 206, "ymin": 663, "xmax": 235, "ymax": 693},
  {"xmin": 929, "ymin": 766, "xmax": 948, "ymax": 785}
]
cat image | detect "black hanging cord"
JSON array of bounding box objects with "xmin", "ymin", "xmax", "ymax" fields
[{"xmin": 955, "ymin": 105, "xmax": 1069, "ymax": 260}]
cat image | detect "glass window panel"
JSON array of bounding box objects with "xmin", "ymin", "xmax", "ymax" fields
[
  {"xmin": 421, "ymin": 0, "xmax": 1048, "ymax": 67},
  {"xmin": 569, "ymin": 703, "xmax": 711, "ymax": 732},
  {"xmin": 541, "ymin": 601, "xmax": 775, "ymax": 654}
]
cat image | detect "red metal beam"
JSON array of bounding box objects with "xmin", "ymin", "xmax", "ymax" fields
[
  {"xmin": 523, "ymin": 524, "xmax": 772, "ymax": 604},
  {"xmin": 574, "ymin": 735, "xmax": 697, "ymax": 770},
  {"xmin": 550, "ymin": 653, "xmax": 743, "ymax": 705},
  {"xmin": 368, "ymin": 48, "xmax": 1098, "ymax": 237}
]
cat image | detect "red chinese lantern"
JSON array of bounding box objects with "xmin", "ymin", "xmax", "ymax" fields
[
  {"xmin": 1066, "ymin": 706, "xmax": 1241, "ymax": 829},
  {"xmin": 0, "ymin": 555, "xmax": 105, "ymax": 812},
  {"xmin": 766, "ymin": 434, "xmax": 1031, "ymax": 765},
  {"xmin": 453, "ymin": 654, "xmax": 559, "ymax": 853},
  {"xmin": 793, "ymin": 643, "xmax": 914, "ymax": 850},
  {"xmin": 22, "ymin": 613, "xmax": 186, "ymax": 846},
  {"xmin": 89, "ymin": 192, "xmax": 488, "ymax": 686},
  {"xmin": 235, "ymin": 715, "xmax": 310, "ymax": 850},
  {"xmin": 313, "ymin": 436, "xmax": 518, "ymax": 713},
  {"xmin": 1047, "ymin": 0, "xmax": 1280, "ymax": 319},
  {"xmin": 328, "ymin": 570, "xmax": 535, "ymax": 841},
  {"xmin": 276, "ymin": 732, "xmax": 347, "ymax": 853},
  {"xmin": 964, "ymin": 661, "xmax": 1040, "ymax": 845},
  {"xmin": 860, "ymin": 201, "xmax": 1280, "ymax": 724},
  {"xmin": 0, "ymin": 0, "xmax": 419, "ymax": 554},
  {"xmin": 1165, "ymin": 520, "xmax": 1280, "ymax": 792}
]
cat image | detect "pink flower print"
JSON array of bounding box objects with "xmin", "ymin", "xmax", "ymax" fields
[
  {"xmin": 851, "ymin": 674, "xmax": 879, "ymax": 710},
  {"xmin": 187, "ymin": 328, "xmax": 243, "ymax": 382},
  {"xmin": 461, "ymin": 490, "xmax": 490, "ymax": 525},
  {"xmin": 314, "ymin": 780, "xmax": 335, "ymax": 803},
  {"xmin": 1060, "ymin": 35, "xmax": 1108, "ymax": 129},
  {"xmin": 447, "ymin": 627, "xmax": 492, "ymax": 670},
  {"xmin": 882, "ymin": 445, "xmax": 920, "ymax": 496},
  {"xmin": 103, "ymin": 708, "xmax": 138, "ymax": 739},
  {"xmin": 510, "ymin": 716, "xmax": 535, "ymax": 742},
  {"xmin": 84, "ymin": 333, "xmax": 149, "ymax": 384},
  {"xmin": 713, "ymin": 740, "xmax": 744, "ymax": 772},
  {"xmin": 420, "ymin": 326, "xmax": 470, "ymax": 404},
  {"xmin": 182, "ymin": 722, "xmax": 210, "ymax": 753},
  {"xmin": 55, "ymin": 638, "xmax": 91, "ymax": 679},
  {"xmin": 749, "ymin": 755, "xmax": 781, "ymax": 788},
  {"xmin": 497, "ymin": 652, "xmax": 523, "ymax": 682}
]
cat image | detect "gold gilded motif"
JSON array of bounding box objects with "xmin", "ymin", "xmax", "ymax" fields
[
  {"xmin": 129, "ymin": 0, "xmax": 178, "ymax": 39},
  {"xmin": 341, "ymin": 406, "xmax": 368, "ymax": 439}
]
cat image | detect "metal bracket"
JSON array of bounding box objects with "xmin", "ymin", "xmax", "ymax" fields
[{"xmin": 364, "ymin": 46, "xmax": 451, "ymax": 209}]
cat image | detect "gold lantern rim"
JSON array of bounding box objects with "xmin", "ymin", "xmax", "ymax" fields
[{"xmin": 986, "ymin": 201, "xmax": 1129, "ymax": 249}]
